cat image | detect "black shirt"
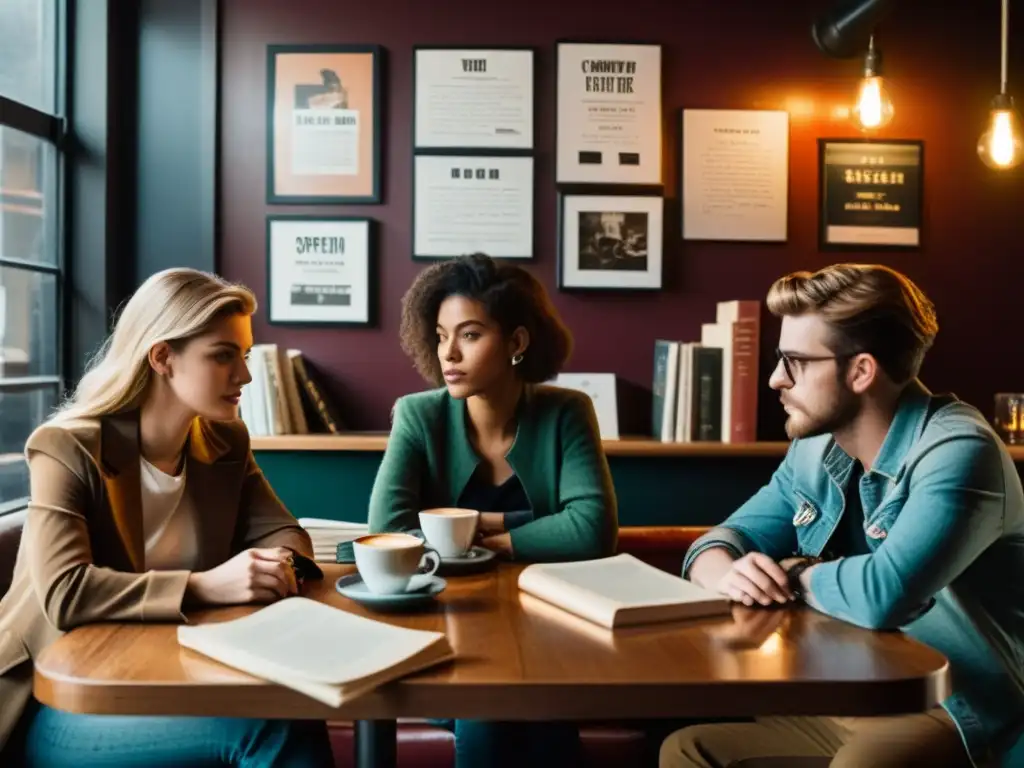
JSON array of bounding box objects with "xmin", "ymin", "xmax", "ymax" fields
[
  {"xmin": 457, "ymin": 467, "xmax": 534, "ymax": 530},
  {"xmin": 824, "ymin": 461, "xmax": 872, "ymax": 559}
]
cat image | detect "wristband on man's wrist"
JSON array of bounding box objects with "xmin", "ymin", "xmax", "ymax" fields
[{"xmin": 787, "ymin": 556, "xmax": 823, "ymax": 599}]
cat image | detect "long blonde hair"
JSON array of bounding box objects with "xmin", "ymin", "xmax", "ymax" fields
[
  {"xmin": 766, "ymin": 263, "xmax": 938, "ymax": 385},
  {"xmin": 49, "ymin": 268, "xmax": 256, "ymax": 424}
]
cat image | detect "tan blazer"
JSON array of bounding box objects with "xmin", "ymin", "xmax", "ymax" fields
[{"xmin": 0, "ymin": 410, "xmax": 313, "ymax": 751}]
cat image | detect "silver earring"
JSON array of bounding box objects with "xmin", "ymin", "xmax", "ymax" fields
[{"xmin": 511, "ymin": 354, "xmax": 524, "ymax": 366}]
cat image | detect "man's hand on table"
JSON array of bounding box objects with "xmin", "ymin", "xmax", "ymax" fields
[{"xmin": 690, "ymin": 548, "xmax": 796, "ymax": 607}]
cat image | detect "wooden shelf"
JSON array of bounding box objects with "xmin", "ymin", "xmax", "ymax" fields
[
  {"xmin": 249, "ymin": 434, "xmax": 1024, "ymax": 461},
  {"xmin": 249, "ymin": 433, "xmax": 791, "ymax": 457}
]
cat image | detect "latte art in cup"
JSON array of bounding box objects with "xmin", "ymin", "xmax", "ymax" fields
[
  {"xmin": 357, "ymin": 533, "xmax": 423, "ymax": 549},
  {"xmin": 352, "ymin": 533, "xmax": 440, "ymax": 594}
]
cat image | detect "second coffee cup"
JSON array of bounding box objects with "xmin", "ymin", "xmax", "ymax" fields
[{"xmin": 418, "ymin": 508, "xmax": 480, "ymax": 558}]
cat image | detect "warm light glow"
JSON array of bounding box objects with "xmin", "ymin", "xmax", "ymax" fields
[
  {"xmin": 977, "ymin": 109, "xmax": 1024, "ymax": 169},
  {"xmin": 853, "ymin": 76, "xmax": 894, "ymax": 130},
  {"xmin": 758, "ymin": 630, "xmax": 783, "ymax": 655}
]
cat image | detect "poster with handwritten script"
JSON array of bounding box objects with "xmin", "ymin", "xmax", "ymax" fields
[
  {"xmin": 818, "ymin": 139, "xmax": 923, "ymax": 250},
  {"xmin": 556, "ymin": 42, "xmax": 662, "ymax": 184},
  {"xmin": 681, "ymin": 109, "xmax": 789, "ymax": 242}
]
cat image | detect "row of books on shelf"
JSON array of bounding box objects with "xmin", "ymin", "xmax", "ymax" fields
[
  {"xmin": 240, "ymin": 345, "xmax": 345, "ymax": 436},
  {"xmin": 653, "ymin": 299, "xmax": 761, "ymax": 443}
]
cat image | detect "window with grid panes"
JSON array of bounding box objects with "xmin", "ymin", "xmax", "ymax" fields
[{"xmin": 0, "ymin": 0, "xmax": 65, "ymax": 512}]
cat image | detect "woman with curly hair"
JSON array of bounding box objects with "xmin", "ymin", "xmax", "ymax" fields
[{"xmin": 368, "ymin": 252, "xmax": 618, "ymax": 767}]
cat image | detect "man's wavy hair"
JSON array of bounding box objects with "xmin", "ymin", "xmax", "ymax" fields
[
  {"xmin": 399, "ymin": 253, "xmax": 573, "ymax": 386},
  {"xmin": 767, "ymin": 263, "xmax": 939, "ymax": 385}
]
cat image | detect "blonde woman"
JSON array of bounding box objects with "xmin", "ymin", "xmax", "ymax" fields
[{"xmin": 0, "ymin": 268, "xmax": 333, "ymax": 767}]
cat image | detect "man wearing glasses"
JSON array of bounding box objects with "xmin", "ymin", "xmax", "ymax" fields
[{"xmin": 661, "ymin": 264, "xmax": 1024, "ymax": 768}]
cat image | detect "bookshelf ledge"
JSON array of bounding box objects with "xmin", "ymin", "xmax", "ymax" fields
[
  {"xmin": 249, "ymin": 434, "xmax": 792, "ymax": 457},
  {"xmin": 248, "ymin": 435, "xmax": 1024, "ymax": 462}
]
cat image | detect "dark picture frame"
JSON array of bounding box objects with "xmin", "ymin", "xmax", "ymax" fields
[
  {"xmin": 818, "ymin": 138, "xmax": 924, "ymax": 251},
  {"xmin": 265, "ymin": 215, "xmax": 377, "ymax": 328},
  {"xmin": 557, "ymin": 191, "xmax": 664, "ymax": 291},
  {"xmin": 266, "ymin": 44, "xmax": 383, "ymax": 205}
]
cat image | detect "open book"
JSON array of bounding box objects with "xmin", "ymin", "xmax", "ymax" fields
[
  {"xmin": 517, "ymin": 553, "xmax": 731, "ymax": 629},
  {"xmin": 177, "ymin": 597, "xmax": 454, "ymax": 707}
]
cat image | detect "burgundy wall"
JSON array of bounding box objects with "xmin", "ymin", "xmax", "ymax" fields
[{"xmin": 219, "ymin": 0, "xmax": 1024, "ymax": 432}]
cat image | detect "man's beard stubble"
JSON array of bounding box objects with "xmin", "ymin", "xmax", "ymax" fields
[{"xmin": 784, "ymin": 385, "xmax": 862, "ymax": 440}]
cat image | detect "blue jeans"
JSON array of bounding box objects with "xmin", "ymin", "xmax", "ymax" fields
[
  {"xmin": 448, "ymin": 719, "xmax": 581, "ymax": 768},
  {"xmin": 7, "ymin": 701, "xmax": 334, "ymax": 767}
]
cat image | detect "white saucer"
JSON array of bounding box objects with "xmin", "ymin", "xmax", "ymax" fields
[
  {"xmin": 437, "ymin": 545, "xmax": 498, "ymax": 575},
  {"xmin": 441, "ymin": 545, "xmax": 497, "ymax": 565},
  {"xmin": 335, "ymin": 573, "xmax": 446, "ymax": 609}
]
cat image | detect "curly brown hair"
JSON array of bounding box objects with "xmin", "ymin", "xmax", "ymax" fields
[{"xmin": 400, "ymin": 253, "xmax": 573, "ymax": 386}]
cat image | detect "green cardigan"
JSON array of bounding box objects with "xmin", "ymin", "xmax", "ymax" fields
[{"xmin": 367, "ymin": 385, "xmax": 618, "ymax": 561}]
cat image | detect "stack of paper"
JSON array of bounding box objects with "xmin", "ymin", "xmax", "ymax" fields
[
  {"xmin": 177, "ymin": 597, "xmax": 454, "ymax": 707},
  {"xmin": 298, "ymin": 518, "xmax": 369, "ymax": 562},
  {"xmin": 518, "ymin": 553, "xmax": 731, "ymax": 629}
]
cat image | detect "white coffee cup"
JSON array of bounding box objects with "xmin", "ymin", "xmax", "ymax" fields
[
  {"xmin": 418, "ymin": 508, "xmax": 480, "ymax": 558},
  {"xmin": 352, "ymin": 533, "xmax": 441, "ymax": 595}
]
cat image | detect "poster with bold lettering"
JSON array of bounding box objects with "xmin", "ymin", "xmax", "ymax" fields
[
  {"xmin": 266, "ymin": 216, "xmax": 376, "ymax": 327},
  {"xmin": 267, "ymin": 45, "xmax": 382, "ymax": 204},
  {"xmin": 555, "ymin": 42, "xmax": 662, "ymax": 185},
  {"xmin": 818, "ymin": 139, "xmax": 923, "ymax": 250}
]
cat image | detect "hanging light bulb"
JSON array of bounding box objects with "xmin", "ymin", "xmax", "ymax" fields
[
  {"xmin": 978, "ymin": 0, "xmax": 1023, "ymax": 169},
  {"xmin": 852, "ymin": 35, "xmax": 894, "ymax": 130}
]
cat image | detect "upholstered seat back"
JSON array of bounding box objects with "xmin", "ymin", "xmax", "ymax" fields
[{"xmin": 0, "ymin": 510, "xmax": 26, "ymax": 598}]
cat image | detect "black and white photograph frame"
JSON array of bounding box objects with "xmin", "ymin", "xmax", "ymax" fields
[
  {"xmin": 555, "ymin": 41, "xmax": 663, "ymax": 185},
  {"xmin": 266, "ymin": 215, "xmax": 376, "ymax": 327},
  {"xmin": 413, "ymin": 154, "xmax": 534, "ymax": 261},
  {"xmin": 413, "ymin": 46, "xmax": 535, "ymax": 151},
  {"xmin": 818, "ymin": 138, "xmax": 924, "ymax": 251},
  {"xmin": 558, "ymin": 193, "xmax": 663, "ymax": 291}
]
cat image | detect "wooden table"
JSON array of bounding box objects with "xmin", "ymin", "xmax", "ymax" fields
[{"xmin": 34, "ymin": 563, "xmax": 950, "ymax": 768}]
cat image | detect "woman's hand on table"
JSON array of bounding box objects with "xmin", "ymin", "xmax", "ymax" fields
[{"xmin": 186, "ymin": 547, "xmax": 299, "ymax": 606}]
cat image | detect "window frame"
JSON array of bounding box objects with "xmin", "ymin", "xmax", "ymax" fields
[{"xmin": 0, "ymin": 0, "xmax": 69, "ymax": 513}]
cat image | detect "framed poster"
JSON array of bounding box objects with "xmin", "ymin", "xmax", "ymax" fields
[
  {"xmin": 414, "ymin": 47, "xmax": 534, "ymax": 150},
  {"xmin": 558, "ymin": 193, "xmax": 663, "ymax": 291},
  {"xmin": 413, "ymin": 154, "xmax": 534, "ymax": 260},
  {"xmin": 555, "ymin": 41, "xmax": 662, "ymax": 185},
  {"xmin": 818, "ymin": 139, "xmax": 923, "ymax": 250},
  {"xmin": 681, "ymin": 109, "xmax": 790, "ymax": 242},
  {"xmin": 266, "ymin": 216, "xmax": 376, "ymax": 327},
  {"xmin": 266, "ymin": 44, "xmax": 382, "ymax": 204}
]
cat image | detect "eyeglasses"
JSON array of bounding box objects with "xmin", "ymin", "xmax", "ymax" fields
[{"xmin": 775, "ymin": 348, "xmax": 852, "ymax": 383}]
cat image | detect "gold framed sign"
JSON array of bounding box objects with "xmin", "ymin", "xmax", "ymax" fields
[
  {"xmin": 266, "ymin": 44, "xmax": 382, "ymax": 204},
  {"xmin": 818, "ymin": 138, "xmax": 923, "ymax": 250}
]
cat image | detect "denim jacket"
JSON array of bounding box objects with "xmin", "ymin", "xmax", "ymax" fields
[{"xmin": 683, "ymin": 381, "xmax": 1024, "ymax": 767}]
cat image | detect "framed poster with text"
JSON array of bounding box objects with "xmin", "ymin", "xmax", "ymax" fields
[
  {"xmin": 555, "ymin": 41, "xmax": 662, "ymax": 185},
  {"xmin": 267, "ymin": 44, "xmax": 382, "ymax": 204},
  {"xmin": 413, "ymin": 155, "xmax": 534, "ymax": 260},
  {"xmin": 266, "ymin": 216, "xmax": 376, "ymax": 327},
  {"xmin": 414, "ymin": 47, "xmax": 534, "ymax": 151},
  {"xmin": 681, "ymin": 109, "xmax": 790, "ymax": 242},
  {"xmin": 818, "ymin": 138, "xmax": 923, "ymax": 250}
]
